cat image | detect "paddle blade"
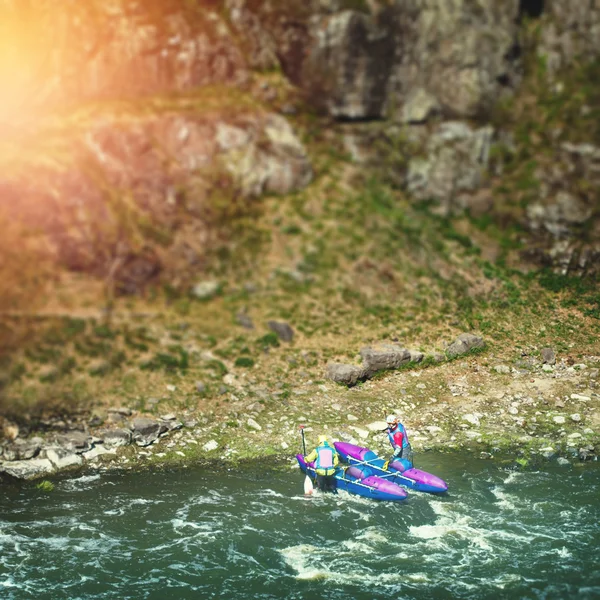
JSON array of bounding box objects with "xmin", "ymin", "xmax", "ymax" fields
[{"xmin": 304, "ymin": 475, "xmax": 314, "ymax": 496}]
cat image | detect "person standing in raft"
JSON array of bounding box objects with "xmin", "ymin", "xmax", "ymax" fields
[
  {"xmin": 304, "ymin": 434, "xmax": 339, "ymax": 493},
  {"xmin": 386, "ymin": 415, "xmax": 412, "ymax": 462}
]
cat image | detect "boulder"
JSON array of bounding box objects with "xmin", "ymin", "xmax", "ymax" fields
[
  {"xmin": 326, "ymin": 363, "xmax": 366, "ymax": 386},
  {"xmin": 406, "ymin": 121, "xmax": 494, "ymax": 215},
  {"xmin": 82, "ymin": 446, "xmax": 117, "ymax": 462},
  {"xmin": 98, "ymin": 428, "xmax": 132, "ymax": 448},
  {"xmin": 360, "ymin": 344, "xmax": 411, "ymax": 375},
  {"xmin": 541, "ymin": 348, "xmax": 556, "ymax": 365},
  {"xmin": 267, "ymin": 320, "xmax": 295, "ymax": 342},
  {"xmin": 0, "ymin": 458, "xmax": 55, "ymax": 480},
  {"xmin": 131, "ymin": 418, "xmax": 167, "ymax": 447},
  {"xmin": 44, "ymin": 448, "xmax": 83, "ymax": 470},
  {"xmin": 446, "ymin": 333, "xmax": 485, "ymax": 358},
  {"xmin": 2, "ymin": 438, "xmax": 42, "ymax": 461},
  {"xmin": 54, "ymin": 432, "xmax": 93, "ymax": 454}
]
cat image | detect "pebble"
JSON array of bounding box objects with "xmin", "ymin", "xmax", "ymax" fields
[{"xmin": 202, "ymin": 440, "xmax": 218, "ymax": 452}]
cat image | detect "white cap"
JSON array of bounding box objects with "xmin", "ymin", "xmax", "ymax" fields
[{"xmin": 386, "ymin": 414, "xmax": 397, "ymax": 424}]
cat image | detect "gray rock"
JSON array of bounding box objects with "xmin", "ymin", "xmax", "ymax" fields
[
  {"xmin": 446, "ymin": 333, "xmax": 485, "ymax": 358},
  {"xmin": 54, "ymin": 432, "xmax": 92, "ymax": 454},
  {"xmin": 191, "ymin": 281, "xmax": 220, "ymax": 300},
  {"xmin": 2, "ymin": 438, "xmax": 42, "ymax": 461},
  {"xmin": 326, "ymin": 363, "xmax": 366, "ymax": 386},
  {"xmin": 541, "ymin": 348, "xmax": 556, "ymax": 365},
  {"xmin": 160, "ymin": 420, "xmax": 183, "ymax": 433},
  {"xmin": 402, "ymin": 88, "xmax": 441, "ymax": 124},
  {"xmin": 302, "ymin": 10, "xmax": 394, "ymax": 120},
  {"xmin": 406, "ymin": 122, "xmax": 494, "ymax": 215},
  {"xmin": 98, "ymin": 428, "xmax": 132, "ymax": 447},
  {"xmin": 44, "ymin": 448, "xmax": 83, "ymax": 470},
  {"xmin": 131, "ymin": 418, "xmax": 166, "ymax": 447},
  {"xmin": 236, "ymin": 312, "xmax": 254, "ymax": 329},
  {"xmin": 267, "ymin": 320, "xmax": 294, "ymax": 342},
  {"xmin": 0, "ymin": 458, "xmax": 55, "ymax": 480},
  {"xmin": 195, "ymin": 382, "xmax": 207, "ymax": 394},
  {"xmin": 108, "ymin": 407, "xmax": 133, "ymax": 416},
  {"xmin": 360, "ymin": 344, "xmax": 411, "ymax": 375},
  {"xmin": 409, "ymin": 350, "xmax": 424, "ymax": 363},
  {"xmin": 82, "ymin": 446, "xmax": 116, "ymax": 462}
]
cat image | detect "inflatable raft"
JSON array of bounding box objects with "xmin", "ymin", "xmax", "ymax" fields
[
  {"xmin": 334, "ymin": 442, "xmax": 448, "ymax": 494},
  {"xmin": 296, "ymin": 454, "xmax": 408, "ymax": 502}
]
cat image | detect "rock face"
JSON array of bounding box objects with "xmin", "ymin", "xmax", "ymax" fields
[
  {"xmin": 303, "ymin": 10, "xmax": 395, "ymax": 119},
  {"xmin": 1, "ymin": 111, "xmax": 312, "ymax": 290},
  {"xmin": 238, "ymin": 1, "xmax": 520, "ymax": 121},
  {"xmin": 538, "ymin": 1, "xmax": 600, "ymax": 75},
  {"xmin": 406, "ymin": 122, "xmax": 494, "ymax": 215},
  {"xmin": 0, "ymin": 2, "xmax": 248, "ymax": 116}
]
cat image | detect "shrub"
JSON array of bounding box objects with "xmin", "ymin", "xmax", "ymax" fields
[{"xmin": 234, "ymin": 356, "xmax": 255, "ymax": 368}]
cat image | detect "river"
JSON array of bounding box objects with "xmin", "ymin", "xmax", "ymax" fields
[{"xmin": 1, "ymin": 454, "xmax": 599, "ymax": 600}]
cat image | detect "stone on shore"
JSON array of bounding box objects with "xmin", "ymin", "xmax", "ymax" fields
[
  {"xmin": 326, "ymin": 363, "xmax": 365, "ymax": 386},
  {"xmin": 44, "ymin": 448, "xmax": 83, "ymax": 470},
  {"xmin": 446, "ymin": 333, "xmax": 485, "ymax": 357},
  {"xmin": 267, "ymin": 320, "xmax": 294, "ymax": 342},
  {"xmin": 360, "ymin": 344, "xmax": 412, "ymax": 375},
  {"xmin": 99, "ymin": 428, "xmax": 132, "ymax": 447},
  {"xmin": 0, "ymin": 458, "xmax": 55, "ymax": 480}
]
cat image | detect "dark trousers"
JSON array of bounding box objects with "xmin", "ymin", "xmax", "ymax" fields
[{"xmin": 316, "ymin": 473, "xmax": 337, "ymax": 493}]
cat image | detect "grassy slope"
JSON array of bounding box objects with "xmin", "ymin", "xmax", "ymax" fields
[{"xmin": 1, "ymin": 114, "xmax": 599, "ymax": 465}]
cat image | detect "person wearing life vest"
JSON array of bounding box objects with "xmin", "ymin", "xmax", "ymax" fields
[
  {"xmin": 386, "ymin": 414, "xmax": 411, "ymax": 460},
  {"xmin": 304, "ymin": 434, "xmax": 339, "ymax": 493}
]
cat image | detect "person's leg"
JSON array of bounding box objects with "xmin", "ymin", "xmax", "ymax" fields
[
  {"xmin": 316, "ymin": 474, "xmax": 326, "ymax": 491},
  {"xmin": 328, "ymin": 475, "xmax": 338, "ymax": 494}
]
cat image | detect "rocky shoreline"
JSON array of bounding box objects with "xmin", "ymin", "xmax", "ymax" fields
[{"xmin": 1, "ymin": 333, "xmax": 597, "ymax": 484}]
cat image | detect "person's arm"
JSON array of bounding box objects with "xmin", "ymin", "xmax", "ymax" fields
[
  {"xmin": 305, "ymin": 449, "xmax": 317, "ymax": 463},
  {"xmin": 333, "ymin": 451, "xmax": 339, "ymax": 467}
]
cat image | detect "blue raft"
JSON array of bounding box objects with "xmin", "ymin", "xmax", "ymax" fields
[
  {"xmin": 334, "ymin": 441, "xmax": 448, "ymax": 494},
  {"xmin": 296, "ymin": 454, "xmax": 408, "ymax": 502}
]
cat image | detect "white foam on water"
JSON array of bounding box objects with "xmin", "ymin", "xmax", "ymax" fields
[
  {"xmin": 279, "ymin": 543, "xmax": 407, "ymax": 589},
  {"xmin": 356, "ymin": 528, "xmax": 388, "ymax": 546},
  {"xmin": 549, "ymin": 546, "xmax": 572, "ymax": 559},
  {"xmin": 61, "ymin": 474, "xmax": 101, "ymax": 491},
  {"xmin": 103, "ymin": 508, "xmax": 125, "ymax": 516},
  {"xmin": 129, "ymin": 498, "xmax": 162, "ymax": 506},
  {"xmin": 491, "ymin": 487, "xmax": 518, "ymax": 511},
  {"xmin": 503, "ymin": 471, "xmax": 528, "ymax": 486},
  {"xmin": 340, "ymin": 539, "xmax": 373, "ymax": 554},
  {"xmin": 255, "ymin": 488, "xmax": 288, "ymax": 500},
  {"xmin": 171, "ymin": 518, "xmax": 220, "ymax": 536},
  {"xmin": 409, "ymin": 500, "xmax": 494, "ymax": 552}
]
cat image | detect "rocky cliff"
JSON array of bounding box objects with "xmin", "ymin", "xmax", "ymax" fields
[{"xmin": 1, "ymin": 0, "xmax": 599, "ymax": 298}]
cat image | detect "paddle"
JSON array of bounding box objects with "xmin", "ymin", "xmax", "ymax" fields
[{"xmin": 299, "ymin": 425, "xmax": 314, "ymax": 495}]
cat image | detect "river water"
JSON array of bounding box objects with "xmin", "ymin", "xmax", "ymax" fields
[{"xmin": 1, "ymin": 454, "xmax": 599, "ymax": 600}]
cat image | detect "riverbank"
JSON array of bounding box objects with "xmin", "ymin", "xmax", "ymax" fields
[{"xmin": 1, "ymin": 335, "xmax": 597, "ymax": 483}]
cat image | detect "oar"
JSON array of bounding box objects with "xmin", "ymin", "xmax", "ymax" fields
[
  {"xmin": 345, "ymin": 453, "xmax": 416, "ymax": 487},
  {"xmin": 299, "ymin": 425, "xmax": 314, "ymax": 495}
]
